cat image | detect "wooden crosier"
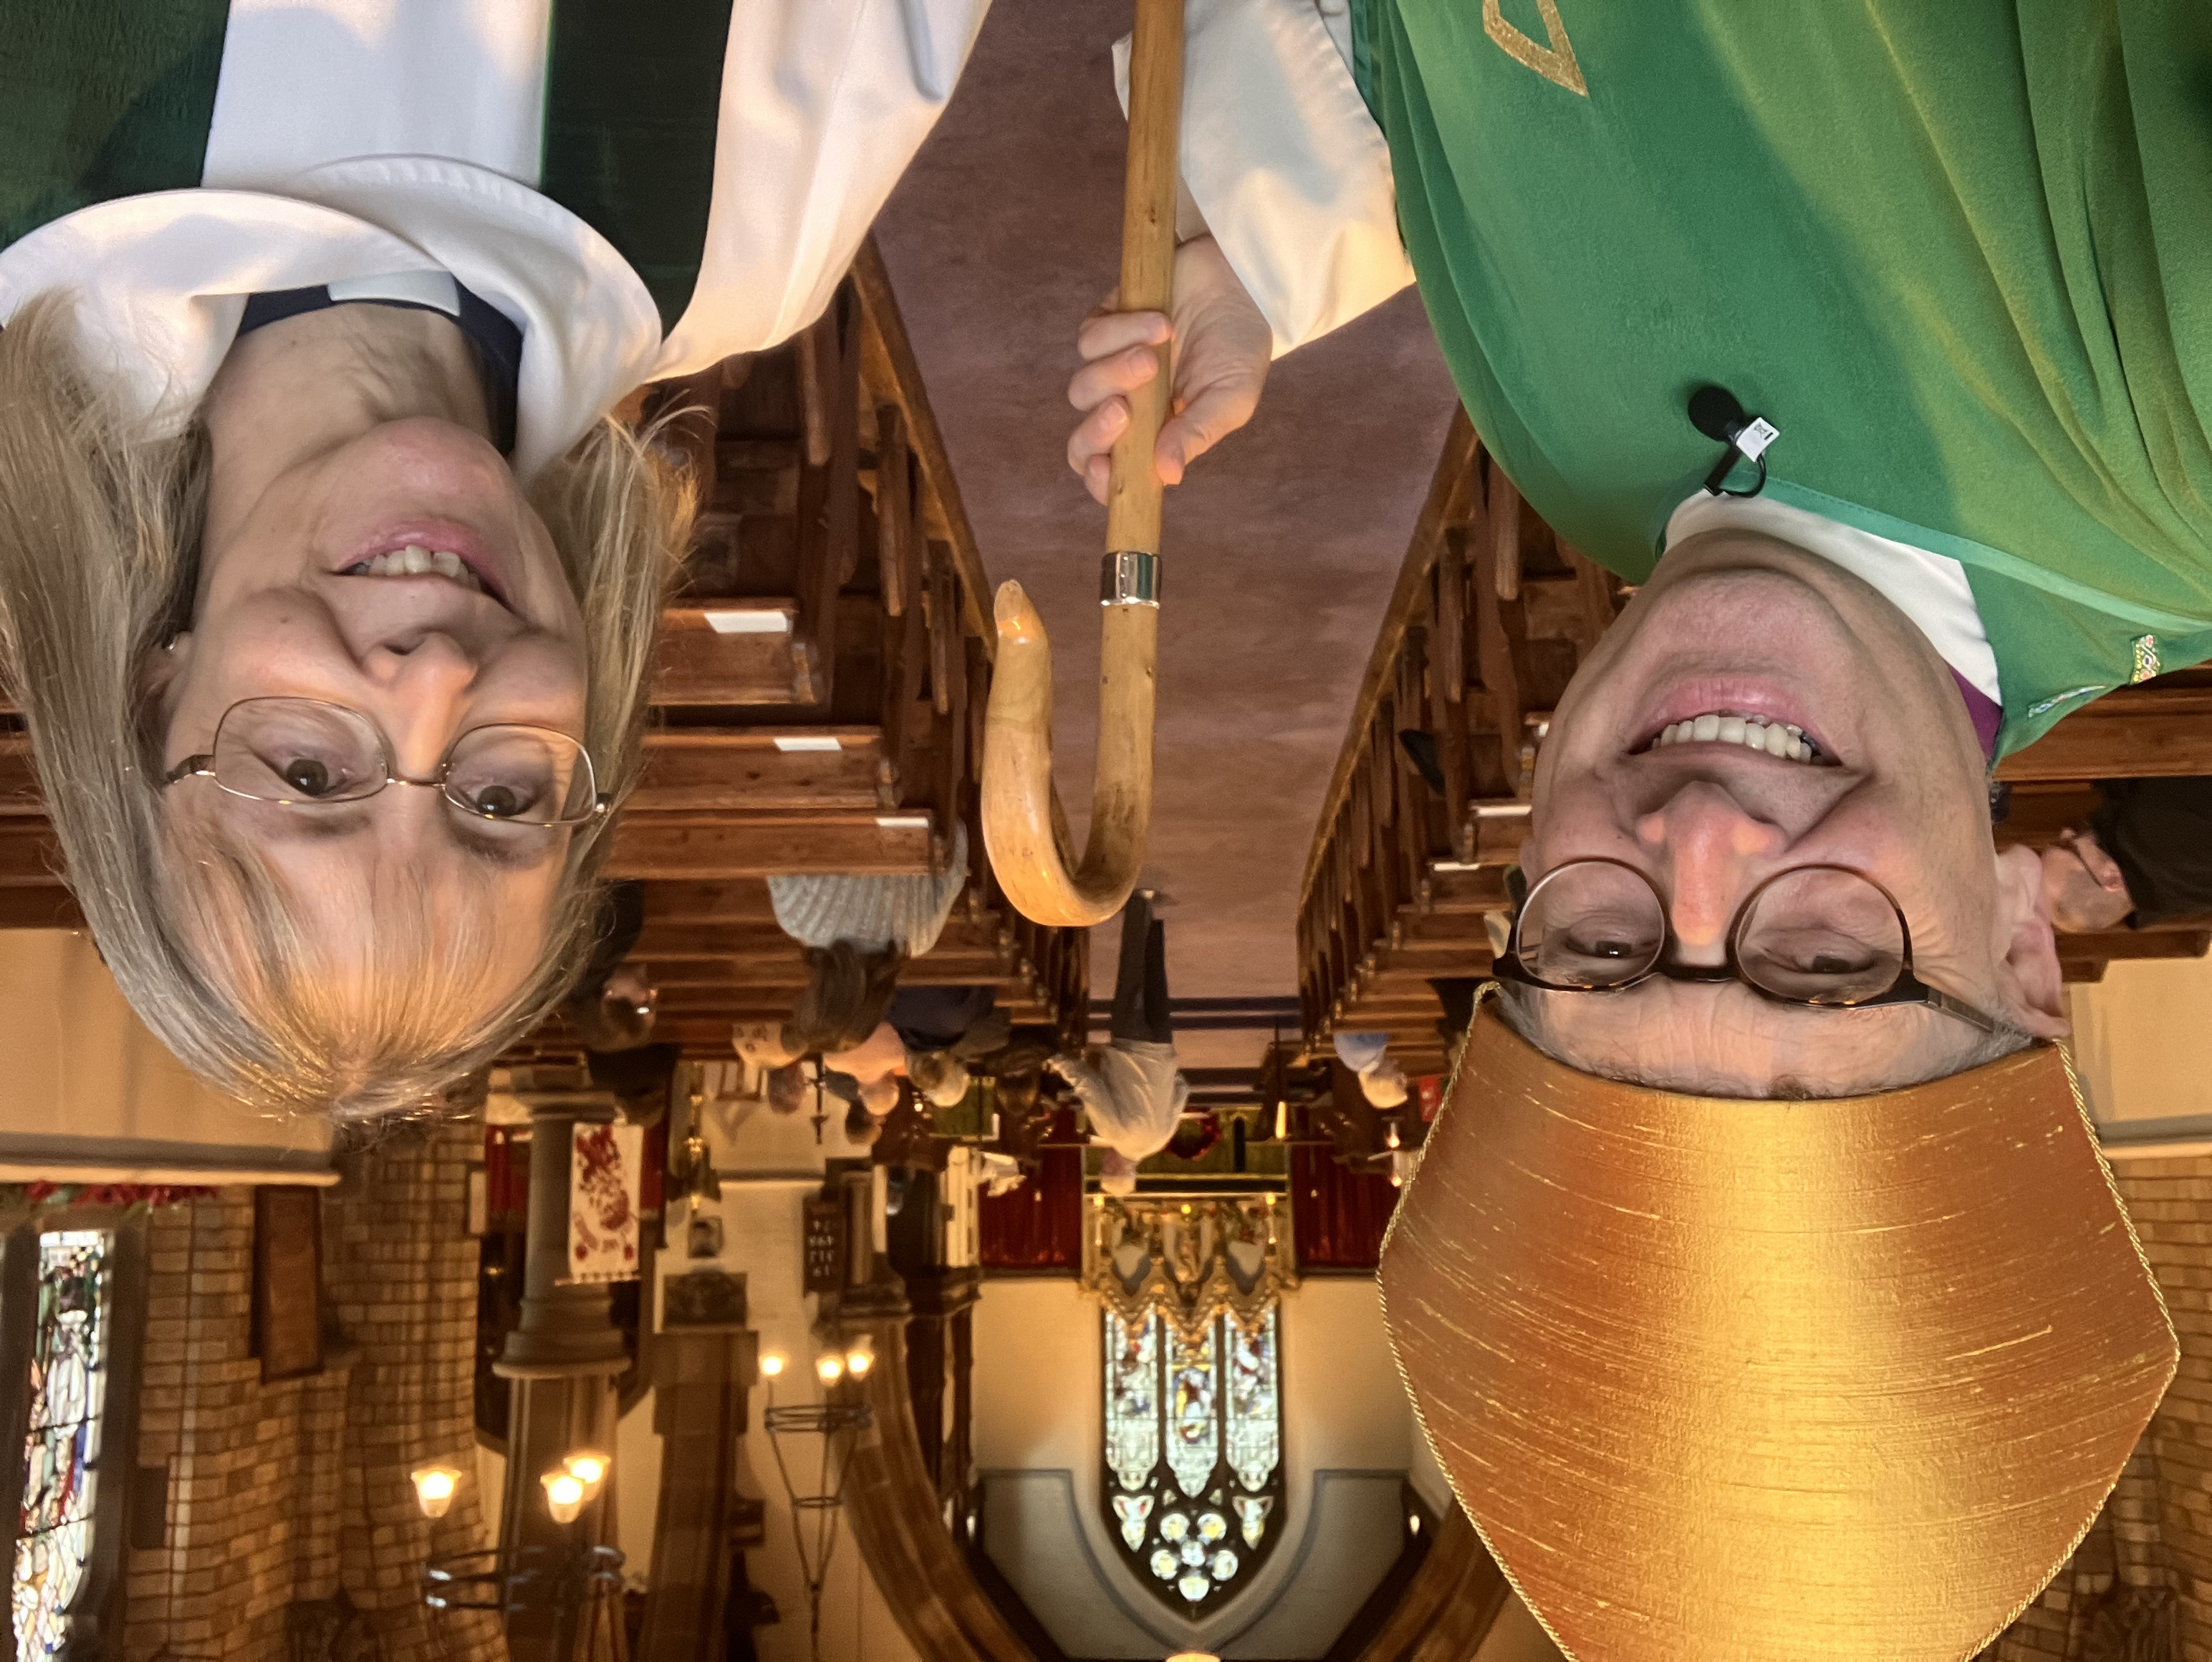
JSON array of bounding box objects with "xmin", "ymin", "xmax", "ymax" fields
[{"xmin": 980, "ymin": 0, "xmax": 1183, "ymax": 928}]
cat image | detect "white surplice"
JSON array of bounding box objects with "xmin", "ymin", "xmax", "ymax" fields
[{"xmin": 0, "ymin": 0, "xmax": 991, "ymax": 479}]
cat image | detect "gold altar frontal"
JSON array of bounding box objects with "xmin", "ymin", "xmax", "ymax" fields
[{"xmin": 1382, "ymin": 1009, "xmax": 2179, "ymax": 1662}]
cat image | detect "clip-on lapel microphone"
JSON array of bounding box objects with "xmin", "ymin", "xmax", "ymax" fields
[{"xmin": 1688, "ymin": 384, "xmax": 1781, "ymax": 497}]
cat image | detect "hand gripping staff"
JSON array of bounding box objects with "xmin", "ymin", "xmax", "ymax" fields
[{"xmin": 981, "ymin": 0, "xmax": 1183, "ymax": 928}]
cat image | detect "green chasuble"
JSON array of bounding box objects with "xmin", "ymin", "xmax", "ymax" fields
[
  {"xmin": 1355, "ymin": 0, "xmax": 2212, "ymax": 756},
  {"xmin": 0, "ymin": 0, "xmax": 731, "ymax": 330}
]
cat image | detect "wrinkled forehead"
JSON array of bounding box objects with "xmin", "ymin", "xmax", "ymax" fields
[
  {"xmin": 1521, "ymin": 981, "xmax": 1978, "ymax": 1097},
  {"xmin": 160, "ymin": 797, "xmax": 559, "ymax": 1017}
]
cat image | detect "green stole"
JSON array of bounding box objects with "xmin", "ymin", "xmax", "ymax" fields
[
  {"xmin": 0, "ymin": 0, "xmax": 733, "ymax": 330},
  {"xmin": 1355, "ymin": 0, "xmax": 2212, "ymax": 756}
]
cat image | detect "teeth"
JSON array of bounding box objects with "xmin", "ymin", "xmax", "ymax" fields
[
  {"xmin": 1648, "ymin": 710, "xmax": 1825, "ymax": 764},
  {"xmin": 344, "ymin": 548, "xmax": 484, "ymax": 592}
]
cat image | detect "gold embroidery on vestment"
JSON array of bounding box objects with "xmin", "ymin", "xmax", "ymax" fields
[{"xmin": 1483, "ymin": 0, "xmax": 1588, "ymax": 97}]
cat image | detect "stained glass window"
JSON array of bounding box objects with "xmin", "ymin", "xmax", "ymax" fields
[
  {"xmin": 1105, "ymin": 1316, "xmax": 1161, "ymax": 1495},
  {"xmin": 1100, "ymin": 1305, "xmax": 1283, "ymax": 1613},
  {"xmin": 1164, "ymin": 1323, "xmax": 1218, "ymax": 1499},
  {"xmin": 14, "ymin": 1231, "xmax": 111, "ymax": 1662}
]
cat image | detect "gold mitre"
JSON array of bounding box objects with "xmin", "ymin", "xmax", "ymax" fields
[{"xmin": 1380, "ymin": 1007, "xmax": 2176, "ymax": 1662}]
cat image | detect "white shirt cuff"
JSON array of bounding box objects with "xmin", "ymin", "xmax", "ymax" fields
[{"xmin": 1115, "ymin": 0, "xmax": 1415, "ymax": 357}]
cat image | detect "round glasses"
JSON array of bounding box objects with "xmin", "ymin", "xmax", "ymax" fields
[
  {"xmin": 1498, "ymin": 858, "xmax": 2001, "ymax": 1032},
  {"xmin": 161, "ymin": 697, "xmax": 607, "ymax": 827}
]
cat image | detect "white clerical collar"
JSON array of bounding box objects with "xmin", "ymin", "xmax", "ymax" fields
[
  {"xmin": 0, "ymin": 158, "xmax": 663, "ymax": 482},
  {"xmin": 1663, "ymin": 492, "xmax": 2003, "ymax": 706}
]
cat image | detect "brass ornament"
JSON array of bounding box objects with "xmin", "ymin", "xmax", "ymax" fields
[
  {"xmin": 1483, "ymin": 0, "xmax": 1587, "ymax": 97},
  {"xmin": 1380, "ymin": 1010, "xmax": 2176, "ymax": 1662},
  {"xmin": 1082, "ymin": 1196, "xmax": 1296, "ymax": 1338}
]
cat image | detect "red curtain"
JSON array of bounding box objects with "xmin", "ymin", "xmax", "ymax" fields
[
  {"xmin": 1293, "ymin": 1145, "xmax": 1400, "ymax": 1270},
  {"xmin": 485, "ymin": 1125, "xmax": 529, "ymax": 1227},
  {"xmin": 981, "ymin": 1144, "xmax": 1084, "ymax": 1270}
]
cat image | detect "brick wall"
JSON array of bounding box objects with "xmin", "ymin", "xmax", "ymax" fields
[
  {"xmin": 123, "ymin": 1116, "xmax": 504, "ymax": 1661},
  {"xmin": 1984, "ymin": 1155, "xmax": 2212, "ymax": 1662},
  {"xmin": 123, "ymin": 1196, "xmax": 347, "ymax": 1656},
  {"xmin": 322, "ymin": 1116, "xmax": 506, "ymax": 1661}
]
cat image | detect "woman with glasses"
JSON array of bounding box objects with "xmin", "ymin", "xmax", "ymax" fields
[{"xmin": 0, "ymin": 1, "xmax": 988, "ymax": 1115}]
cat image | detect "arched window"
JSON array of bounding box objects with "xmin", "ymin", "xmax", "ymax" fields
[
  {"xmin": 11, "ymin": 1229, "xmax": 115, "ymax": 1660},
  {"xmin": 1102, "ymin": 1305, "xmax": 1284, "ymax": 1613}
]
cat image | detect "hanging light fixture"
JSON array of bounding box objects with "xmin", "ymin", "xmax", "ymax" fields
[
  {"xmin": 562, "ymin": 1449, "xmax": 611, "ymax": 1503},
  {"xmin": 410, "ymin": 1462, "xmax": 464, "ymax": 1520},
  {"xmin": 760, "ymin": 1350, "xmax": 788, "ymax": 1380},
  {"xmin": 541, "ymin": 1468, "xmax": 587, "ymax": 1525},
  {"xmin": 761, "ymin": 1336, "xmax": 874, "ymax": 1661}
]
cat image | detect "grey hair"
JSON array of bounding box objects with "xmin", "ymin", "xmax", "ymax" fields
[
  {"xmin": 1486, "ymin": 977, "xmax": 2034, "ymax": 1099},
  {"xmin": 0, "ymin": 294, "xmax": 690, "ymax": 1118}
]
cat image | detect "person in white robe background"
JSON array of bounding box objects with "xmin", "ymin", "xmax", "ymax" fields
[
  {"xmin": 1049, "ymin": 891, "xmax": 1191, "ymax": 1196},
  {"xmin": 0, "ymin": 0, "xmax": 991, "ymax": 1115}
]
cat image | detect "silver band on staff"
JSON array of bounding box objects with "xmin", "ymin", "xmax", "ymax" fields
[{"xmin": 1100, "ymin": 550, "xmax": 1160, "ymax": 607}]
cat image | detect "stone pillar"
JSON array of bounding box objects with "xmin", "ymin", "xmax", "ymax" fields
[
  {"xmin": 900, "ymin": 1268, "xmax": 979, "ymax": 1507},
  {"xmin": 635, "ymin": 1301, "xmax": 758, "ymax": 1661},
  {"xmin": 493, "ymin": 1090, "xmax": 629, "ymax": 1658}
]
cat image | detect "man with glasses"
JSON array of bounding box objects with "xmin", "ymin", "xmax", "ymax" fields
[
  {"xmin": 1061, "ymin": 0, "xmax": 2206, "ymax": 1097},
  {"xmin": 2042, "ymin": 779, "xmax": 2212, "ymax": 936},
  {"xmin": 1476, "ymin": 519, "xmax": 2064, "ymax": 1098},
  {"xmin": 1056, "ymin": 4, "xmax": 2195, "ymax": 1653}
]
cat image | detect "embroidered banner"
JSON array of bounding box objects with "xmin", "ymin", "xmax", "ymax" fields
[{"xmin": 566, "ymin": 1122, "xmax": 643, "ymax": 1284}]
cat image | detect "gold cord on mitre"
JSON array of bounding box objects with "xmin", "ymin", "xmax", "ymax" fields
[{"xmin": 1380, "ymin": 1007, "xmax": 2176, "ymax": 1662}]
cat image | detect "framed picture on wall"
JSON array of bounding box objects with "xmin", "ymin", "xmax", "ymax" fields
[
  {"xmin": 661, "ymin": 1267, "xmax": 748, "ymax": 1332},
  {"xmin": 252, "ymin": 1186, "xmax": 324, "ymax": 1383}
]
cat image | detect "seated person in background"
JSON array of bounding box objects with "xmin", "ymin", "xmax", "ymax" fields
[
  {"xmin": 585, "ymin": 1037, "xmax": 679, "ymax": 1125},
  {"xmin": 768, "ymin": 823, "xmax": 970, "ymax": 1037},
  {"xmin": 1049, "ymin": 892, "xmax": 1188, "ymax": 1196},
  {"xmin": 822, "ymin": 1019, "xmax": 905, "ymax": 1126},
  {"xmin": 1331, "ymin": 1032, "xmax": 1410, "ymax": 1110},
  {"xmin": 984, "ymin": 1033, "xmax": 1062, "ymax": 1168},
  {"xmin": 2041, "ymin": 779, "xmax": 2212, "ymax": 933},
  {"xmin": 906, "ymin": 1049, "xmax": 973, "ymax": 1110},
  {"xmin": 732, "ymin": 1019, "xmax": 806, "ymax": 1075},
  {"xmin": 890, "ymin": 981, "xmax": 1011, "ymax": 1063},
  {"xmin": 780, "ymin": 940, "xmax": 904, "ymax": 1060},
  {"xmin": 567, "ymin": 881, "xmax": 654, "ymax": 1052},
  {"xmin": 763, "ymin": 1063, "xmax": 810, "ymax": 1118},
  {"xmin": 1, "ymin": 0, "xmax": 989, "ymax": 1115},
  {"xmin": 564, "ymin": 879, "xmax": 676, "ymax": 1119}
]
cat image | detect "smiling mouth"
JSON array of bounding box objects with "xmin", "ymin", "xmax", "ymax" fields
[
  {"xmin": 342, "ymin": 544, "xmax": 506, "ymax": 606},
  {"xmin": 1640, "ymin": 709, "xmax": 1831, "ymax": 765}
]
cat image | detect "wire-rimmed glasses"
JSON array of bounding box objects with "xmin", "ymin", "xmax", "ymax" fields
[
  {"xmin": 1494, "ymin": 857, "xmax": 2001, "ymax": 1032},
  {"xmin": 160, "ymin": 696, "xmax": 608, "ymax": 827}
]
